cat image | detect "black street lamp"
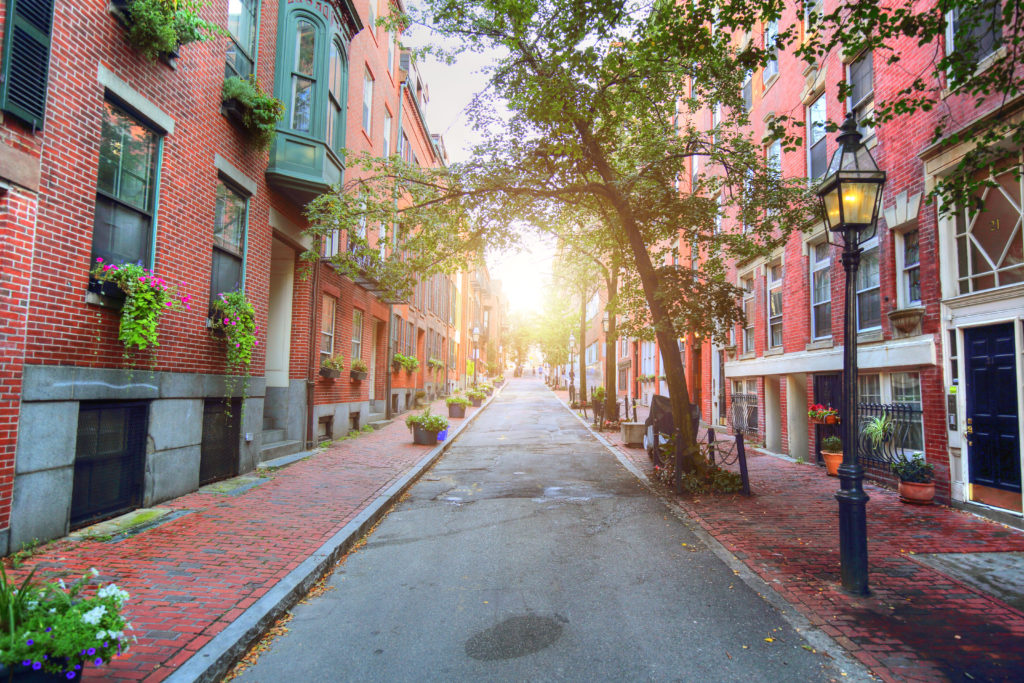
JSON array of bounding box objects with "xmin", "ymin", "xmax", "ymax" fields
[{"xmin": 816, "ymin": 112, "xmax": 886, "ymax": 596}]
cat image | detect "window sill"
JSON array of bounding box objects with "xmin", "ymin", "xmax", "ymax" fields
[
  {"xmin": 765, "ymin": 346, "xmax": 784, "ymax": 356},
  {"xmin": 738, "ymin": 352, "xmax": 757, "ymax": 361},
  {"xmin": 941, "ymin": 45, "xmax": 1008, "ymax": 100},
  {"xmin": 857, "ymin": 328, "xmax": 884, "ymax": 344},
  {"xmin": 806, "ymin": 338, "xmax": 833, "ymax": 351},
  {"xmin": 762, "ymin": 71, "xmax": 779, "ymax": 93},
  {"xmin": 84, "ymin": 291, "xmax": 124, "ymax": 310}
]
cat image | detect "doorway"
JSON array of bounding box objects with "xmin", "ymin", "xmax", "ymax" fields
[{"xmin": 964, "ymin": 323, "xmax": 1022, "ymax": 512}]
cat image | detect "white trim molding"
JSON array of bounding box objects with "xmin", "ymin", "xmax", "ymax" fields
[{"xmin": 724, "ymin": 335, "xmax": 935, "ymax": 378}]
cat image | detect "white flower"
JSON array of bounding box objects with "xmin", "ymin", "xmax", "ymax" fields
[
  {"xmin": 98, "ymin": 584, "xmax": 129, "ymax": 604},
  {"xmin": 58, "ymin": 579, "xmax": 66, "ymax": 590},
  {"xmin": 81, "ymin": 605, "xmax": 107, "ymax": 625},
  {"xmin": 90, "ymin": 568, "xmax": 100, "ymax": 577}
]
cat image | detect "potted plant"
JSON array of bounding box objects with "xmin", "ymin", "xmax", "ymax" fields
[
  {"xmin": 405, "ymin": 408, "xmax": 448, "ymax": 445},
  {"xmin": 480, "ymin": 382, "xmax": 494, "ymax": 396},
  {"xmin": 221, "ymin": 77, "xmax": 285, "ymax": 150},
  {"xmin": 466, "ymin": 388, "xmax": 486, "ymax": 407},
  {"xmin": 427, "ymin": 358, "xmax": 444, "ymax": 374},
  {"xmin": 414, "ymin": 390, "xmax": 427, "ymax": 407},
  {"xmin": 808, "ymin": 404, "xmax": 839, "ymax": 424},
  {"xmin": 90, "ymin": 259, "xmax": 191, "ymax": 353},
  {"xmin": 820, "ymin": 435, "xmax": 843, "ymax": 476},
  {"xmin": 446, "ymin": 395, "xmax": 470, "ymax": 418},
  {"xmin": 862, "ymin": 412, "xmax": 895, "ymax": 449},
  {"xmin": 209, "ymin": 290, "xmax": 259, "ymax": 372},
  {"xmin": 402, "ymin": 355, "xmax": 420, "ymax": 373},
  {"xmin": 116, "ymin": 0, "xmax": 225, "ymax": 62},
  {"xmin": 891, "ymin": 452, "xmax": 935, "ymax": 504},
  {"xmin": 320, "ymin": 354, "xmax": 344, "ymax": 379},
  {"xmin": 0, "ymin": 566, "xmax": 133, "ymax": 680},
  {"xmin": 350, "ymin": 358, "xmax": 368, "ymax": 381}
]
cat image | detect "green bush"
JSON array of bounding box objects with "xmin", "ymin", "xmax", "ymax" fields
[
  {"xmin": 593, "ymin": 386, "xmax": 606, "ymax": 402},
  {"xmin": 821, "ymin": 435, "xmax": 842, "ymax": 452},
  {"xmin": 321, "ymin": 354, "xmax": 345, "ymax": 372},
  {"xmin": 446, "ymin": 396, "xmax": 470, "ymax": 407},
  {"xmin": 891, "ymin": 453, "xmax": 934, "ymax": 483},
  {"xmin": 350, "ymin": 358, "xmax": 368, "ymax": 373},
  {"xmin": 466, "ymin": 389, "xmax": 486, "ymax": 401},
  {"xmin": 222, "ymin": 76, "xmax": 285, "ymax": 150}
]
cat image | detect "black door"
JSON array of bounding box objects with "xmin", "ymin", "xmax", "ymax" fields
[
  {"xmin": 71, "ymin": 402, "xmax": 148, "ymax": 528},
  {"xmin": 200, "ymin": 399, "xmax": 240, "ymax": 485},
  {"xmin": 965, "ymin": 323, "xmax": 1021, "ymax": 493},
  {"xmin": 812, "ymin": 374, "xmax": 843, "ymax": 465}
]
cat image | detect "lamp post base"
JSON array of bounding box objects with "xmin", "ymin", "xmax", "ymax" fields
[{"xmin": 836, "ymin": 467, "xmax": 870, "ymax": 596}]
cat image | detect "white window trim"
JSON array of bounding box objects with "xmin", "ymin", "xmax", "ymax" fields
[
  {"xmin": 857, "ymin": 371, "xmax": 926, "ymax": 455},
  {"xmin": 845, "ymin": 51, "xmax": 875, "ymax": 142},
  {"xmin": 807, "ymin": 94, "xmax": 826, "ymax": 182},
  {"xmin": 893, "ymin": 229, "xmax": 922, "ymax": 308},
  {"xmin": 856, "ymin": 235, "xmax": 882, "ymax": 331},
  {"xmin": 809, "ymin": 239, "xmax": 832, "ymax": 340},
  {"xmin": 766, "ymin": 260, "xmax": 783, "ymax": 348},
  {"xmin": 740, "ymin": 269, "xmax": 757, "ymax": 354},
  {"xmin": 362, "ymin": 70, "xmax": 374, "ymax": 133}
]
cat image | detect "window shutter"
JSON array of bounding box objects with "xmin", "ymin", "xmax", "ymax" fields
[{"xmin": 1, "ymin": 0, "xmax": 55, "ymax": 131}]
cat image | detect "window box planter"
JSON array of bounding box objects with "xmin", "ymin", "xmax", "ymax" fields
[
  {"xmin": 350, "ymin": 370, "xmax": 367, "ymax": 382},
  {"xmin": 0, "ymin": 663, "xmax": 67, "ymax": 681},
  {"xmin": 888, "ymin": 306, "xmax": 925, "ymax": 336},
  {"xmin": 222, "ymin": 96, "xmax": 246, "ymax": 128},
  {"xmin": 319, "ymin": 367, "xmax": 341, "ymax": 380}
]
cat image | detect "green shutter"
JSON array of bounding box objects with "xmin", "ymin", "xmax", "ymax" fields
[{"xmin": 1, "ymin": 0, "xmax": 55, "ymax": 131}]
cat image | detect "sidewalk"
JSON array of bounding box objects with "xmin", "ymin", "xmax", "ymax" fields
[
  {"xmin": 12, "ymin": 391, "xmax": 500, "ymax": 682},
  {"xmin": 554, "ymin": 387, "xmax": 1024, "ymax": 682}
]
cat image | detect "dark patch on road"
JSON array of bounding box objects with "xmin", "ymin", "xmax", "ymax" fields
[{"xmin": 464, "ymin": 614, "xmax": 568, "ymax": 661}]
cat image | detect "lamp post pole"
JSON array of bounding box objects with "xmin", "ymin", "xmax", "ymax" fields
[
  {"xmin": 837, "ymin": 226, "xmax": 870, "ymax": 595},
  {"xmin": 816, "ymin": 113, "xmax": 886, "ymax": 596}
]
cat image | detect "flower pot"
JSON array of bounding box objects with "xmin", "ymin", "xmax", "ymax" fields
[
  {"xmin": 448, "ymin": 404, "xmax": 466, "ymax": 418},
  {"xmin": 899, "ymin": 480, "xmax": 935, "ymax": 505},
  {"xmin": 888, "ymin": 306, "xmax": 925, "ymax": 335},
  {"xmin": 412, "ymin": 424, "xmax": 439, "ymax": 445},
  {"xmin": 470, "ymin": 397, "xmax": 482, "ymax": 407},
  {"xmin": 821, "ymin": 449, "xmax": 843, "ymax": 476},
  {"xmin": 0, "ymin": 663, "xmax": 69, "ymax": 682},
  {"xmin": 222, "ymin": 96, "xmax": 247, "ymax": 128},
  {"xmin": 350, "ymin": 370, "xmax": 367, "ymax": 382},
  {"xmin": 319, "ymin": 367, "xmax": 341, "ymax": 379},
  {"xmin": 825, "ymin": 415, "xmax": 838, "ymax": 424},
  {"xmin": 809, "ymin": 417, "xmax": 824, "ymax": 425},
  {"xmin": 620, "ymin": 421, "xmax": 645, "ymax": 447}
]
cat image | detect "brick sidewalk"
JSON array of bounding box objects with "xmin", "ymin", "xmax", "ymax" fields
[
  {"xmin": 553, "ymin": 387, "xmax": 1024, "ymax": 682},
  {"xmin": 13, "ymin": 395, "xmax": 489, "ymax": 682}
]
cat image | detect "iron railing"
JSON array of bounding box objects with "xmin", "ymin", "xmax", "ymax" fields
[
  {"xmin": 730, "ymin": 393, "xmax": 758, "ymax": 434},
  {"xmin": 856, "ymin": 402, "xmax": 923, "ymax": 466}
]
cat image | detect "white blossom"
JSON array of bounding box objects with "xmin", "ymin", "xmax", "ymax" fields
[{"xmin": 81, "ymin": 604, "xmax": 107, "ymax": 625}]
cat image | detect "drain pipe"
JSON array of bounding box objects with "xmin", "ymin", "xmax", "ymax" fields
[
  {"xmin": 306, "ymin": 254, "xmax": 322, "ymax": 447},
  {"xmin": 385, "ymin": 78, "xmax": 408, "ymax": 419}
]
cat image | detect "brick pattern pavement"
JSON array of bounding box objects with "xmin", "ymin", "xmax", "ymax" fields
[
  {"xmin": 553, "ymin": 387, "xmax": 1024, "ymax": 682},
  {"xmin": 13, "ymin": 397, "xmax": 476, "ymax": 682}
]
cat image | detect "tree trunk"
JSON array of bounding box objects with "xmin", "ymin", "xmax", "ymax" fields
[
  {"xmin": 575, "ymin": 125, "xmax": 701, "ymax": 476},
  {"xmin": 578, "ymin": 286, "xmax": 588, "ymax": 403},
  {"xmin": 604, "ymin": 268, "xmax": 618, "ymax": 422}
]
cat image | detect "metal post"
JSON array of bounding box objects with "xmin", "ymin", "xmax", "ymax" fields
[{"xmin": 837, "ymin": 231, "xmax": 870, "ymax": 595}]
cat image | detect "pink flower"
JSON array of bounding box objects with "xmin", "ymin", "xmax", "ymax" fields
[
  {"xmin": 223, "ymin": 318, "xmax": 230, "ymax": 325},
  {"xmin": 235, "ymin": 343, "xmax": 240, "ymax": 348},
  {"xmin": 138, "ymin": 277, "xmax": 145, "ymax": 283},
  {"xmin": 164, "ymin": 302, "xmax": 172, "ymax": 307},
  {"xmin": 254, "ymin": 340, "xmax": 259, "ymax": 346},
  {"xmin": 185, "ymin": 305, "xmax": 191, "ymax": 311},
  {"xmin": 96, "ymin": 257, "xmax": 103, "ymax": 263}
]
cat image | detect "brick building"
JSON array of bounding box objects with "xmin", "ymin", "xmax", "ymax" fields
[
  {"xmin": 585, "ymin": 1, "xmax": 1023, "ymax": 521},
  {"xmin": 0, "ymin": 0, "xmax": 466, "ymax": 553}
]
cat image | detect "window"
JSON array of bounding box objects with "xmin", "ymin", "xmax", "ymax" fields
[
  {"xmin": 387, "ymin": 31, "xmax": 396, "ymax": 73},
  {"xmin": 321, "ymin": 296, "xmax": 336, "ymax": 363},
  {"xmin": 712, "ymin": 103, "xmax": 721, "ymax": 144},
  {"xmin": 856, "ymin": 236, "xmax": 881, "ymax": 330},
  {"xmin": 691, "ymin": 154, "xmax": 700, "ymax": 189},
  {"xmin": 382, "ymin": 112, "xmax": 392, "ymax": 155},
  {"xmin": 586, "ymin": 342, "xmax": 599, "ymax": 365},
  {"xmin": 352, "ymin": 309, "xmax": 364, "ymax": 361},
  {"xmin": 946, "ymin": 2, "xmax": 1002, "ymax": 62},
  {"xmin": 210, "ymin": 181, "xmax": 248, "ymax": 302},
  {"xmin": 810, "ymin": 241, "xmax": 832, "ymax": 338},
  {"xmin": 586, "ymin": 292, "xmax": 600, "ymax": 321},
  {"xmin": 847, "ymin": 51, "xmax": 874, "ymax": 140},
  {"xmin": 400, "ymin": 129, "xmax": 412, "ymax": 162},
  {"xmin": 767, "ymin": 140, "xmax": 781, "ymax": 178},
  {"xmin": 741, "ymin": 70, "xmax": 753, "ymax": 111},
  {"xmin": 767, "ymin": 262, "xmax": 783, "ymax": 348},
  {"xmin": 954, "ymin": 159, "xmax": 1024, "ymax": 293},
  {"xmin": 892, "ymin": 372, "xmax": 924, "ymax": 451},
  {"xmin": 715, "ymin": 193, "xmax": 723, "ymax": 234},
  {"xmin": 323, "ymin": 228, "xmax": 341, "ymax": 257},
  {"xmin": 0, "ymin": 0, "xmax": 55, "ymax": 130},
  {"xmin": 366, "ymin": 0, "xmax": 377, "ymax": 34},
  {"xmin": 92, "ymin": 102, "xmax": 160, "ymax": 270},
  {"xmin": 741, "ymin": 275, "xmax": 755, "ymax": 353},
  {"xmin": 226, "ymin": 0, "xmax": 259, "ymax": 79},
  {"xmin": 948, "ymin": 329, "xmax": 959, "ymax": 387},
  {"xmin": 858, "ymin": 374, "xmax": 881, "ymax": 404},
  {"xmin": 362, "ymin": 70, "xmax": 374, "ymax": 133},
  {"xmin": 902, "ymin": 229, "xmax": 921, "ymax": 305},
  {"xmin": 807, "ymin": 95, "xmax": 827, "ymax": 180},
  {"xmin": 406, "ymin": 321, "xmax": 414, "ymax": 356},
  {"xmin": 804, "ymin": 0, "xmax": 824, "ymax": 33},
  {"xmin": 327, "ymin": 41, "xmax": 346, "ymax": 151},
  {"xmin": 763, "ymin": 19, "xmax": 778, "ymax": 84},
  {"xmin": 290, "ymin": 19, "xmax": 316, "ymax": 132}
]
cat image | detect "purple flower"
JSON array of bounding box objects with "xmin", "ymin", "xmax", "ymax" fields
[
  {"xmin": 93, "ymin": 658, "xmax": 103, "ymax": 667},
  {"xmin": 26, "ymin": 639, "xmax": 34, "ymax": 645},
  {"xmin": 66, "ymin": 672, "xmax": 76, "ymax": 680},
  {"xmin": 45, "ymin": 627, "xmax": 52, "ymax": 632},
  {"xmin": 87, "ymin": 648, "xmax": 95, "ymax": 656},
  {"xmin": 21, "ymin": 661, "xmax": 30, "ymax": 667},
  {"xmin": 32, "ymin": 662, "xmax": 42, "ymax": 671}
]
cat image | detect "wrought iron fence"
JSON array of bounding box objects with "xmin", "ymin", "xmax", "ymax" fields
[
  {"xmin": 730, "ymin": 393, "xmax": 758, "ymax": 434},
  {"xmin": 856, "ymin": 402, "xmax": 924, "ymax": 466}
]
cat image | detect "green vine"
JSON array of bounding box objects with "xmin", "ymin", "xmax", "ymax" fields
[
  {"xmin": 210, "ymin": 290, "xmax": 258, "ymax": 371},
  {"xmin": 393, "ymin": 352, "xmax": 419, "ymax": 372}
]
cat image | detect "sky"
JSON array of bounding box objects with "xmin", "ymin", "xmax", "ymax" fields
[{"xmin": 408, "ymin": 17, "xmax": 553, "ymax": 316}]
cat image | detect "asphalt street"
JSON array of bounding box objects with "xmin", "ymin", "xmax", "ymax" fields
[{"xmin": 237, "ymin": 380, "xmax": 844, "ymax": 682}]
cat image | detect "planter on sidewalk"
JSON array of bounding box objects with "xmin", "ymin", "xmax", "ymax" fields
[
  {"xmin": 620, "ymin": 421, "xmax": 645, "ymax": 447},
  {"xmin": 411, "ymin": 423, "xmax": 440, "ymax": 445},
  {"xmin": 448, "ymin": 403, "xmax": 466, "ymax": 418},
  {"xmin": 470, "ymin": 397, "xmax": 482, "ymax": 407}
]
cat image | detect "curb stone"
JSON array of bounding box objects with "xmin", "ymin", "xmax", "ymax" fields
[
  {"xmin": 167, "ymin": 384, "xmax": 507, "ymax": 683},
  {"xmin": 553, "ymin": 390, "xmax": 875, "ymax": 683}
]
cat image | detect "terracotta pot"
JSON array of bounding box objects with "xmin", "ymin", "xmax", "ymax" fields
[
  {"xmin": 899, "ymin": 480, "xmax": 935, "ymax": 505},
  {"xmin": 825, "ymin": 414, "xmax": 838, "ymax": 424},
  {"xmin": 821, "ymin": 449, "xmax": 843, "ymax": 476}
]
